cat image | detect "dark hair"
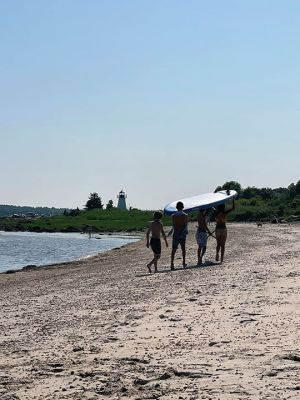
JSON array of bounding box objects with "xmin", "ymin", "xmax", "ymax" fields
[
  {"xmin": 153, "ymin": 211, "xmax": 163, "ymax": 220},
  {"xmin": 176, "ymin": 201, "xmax": 184, "ymax": 210}
]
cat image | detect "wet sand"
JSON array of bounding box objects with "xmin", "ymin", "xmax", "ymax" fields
[{"xmin": 0, "ymin": 223, "xmax": 299, "ymax": 399}]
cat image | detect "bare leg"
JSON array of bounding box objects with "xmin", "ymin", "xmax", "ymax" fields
[
  {"xmin": 197, "ymin": 246, "xmax": 202, "ymax": 265},
  {"xmin": 197, "ymin": 246, "xmax": 201, "ymax": 265},
  {"xmin": 180, "ymin": 242, "xmax": 186, "ymax": 267},
  {"xmin": 154, "ymin": 255, "xmax": 160, "ymax": 272},
  {"xmin": 220, "ymin": 230, "xmax": 227, "ymax": 263},
  {"xmin": 220, "ymin": 244, "xmax": 225, "ymax": 263},
  {"xmin": 171, "ymin": 248, "xmax": 176, "ymax": 270},
  {"xmin": 216, "ymin": 242, "xmax": 221, "ymax": 261},
  {"xmin": 200, "ymin": 246, "xmax": 207, "ymax": 264},
  {"xmin": 147, "ymin": 254, "xmax": 159, "ymax": 273},
  {"xmin": 147, "ymin": 261, "xmax": 152, "ymax": 273}
]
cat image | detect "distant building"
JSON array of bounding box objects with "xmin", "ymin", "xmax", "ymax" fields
[
  {"xmin": 9, "ymin": 212, "xmax": 39, "ymax": 219},
  {"xmin": 25, "ymin": 212, "xmax": 38, "ymax": 218},
  {"xmin": 117, "ymin": 190, "xmax": 127, "ymax": 210}
]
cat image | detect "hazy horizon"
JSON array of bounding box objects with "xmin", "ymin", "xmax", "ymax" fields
[
  {"xmin": 1, "ymin": 1, "xmax": 299, "ymax": 209},
  {"xmin": 1, "ymin": 180, "xmax": 298, "ymax": 211}
]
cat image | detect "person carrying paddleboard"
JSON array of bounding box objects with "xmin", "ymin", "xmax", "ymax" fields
[
  {"xmin": 214, "ymin": 199, "xmax": 235, "ymax": 263},
  {"xmin": 195, "ymin": 209, "xmax": 212, "ymax": 265},
  {"xmin": 170, "ymin": 201, "xmax": 188, "ymax": 270}
]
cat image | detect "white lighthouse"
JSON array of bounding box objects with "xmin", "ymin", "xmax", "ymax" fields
[{"xmin": 117, "ymin": 190, "xmax": 127, "ymax": 210}]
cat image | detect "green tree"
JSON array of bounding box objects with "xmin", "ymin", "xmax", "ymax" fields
[
  {"xmin": 295, "ymin": 180, "xmax": 300, "ymax": 195},
  {"xmin": 278, "ymin": 205, "xmax": 284, "ymax": 217},
  {"xmin": 215, "ymin": 181, "xmax": 242, "ymax": 194},
  {"xmin": 69, "ymin": 207, "xmax": 80, "ymax": 216},
  {"xmin": 214, "ymin": 186, "xmax": 222, "ymax": 193},
  {"xmin": 258, "ymin": 187, "xmax": 273, "ymax": 200},
  {"xmin": 106, "ymin": 200, "xmax": 114, "ymax": 210},
  {"xmin": 241, "ymin": 186, "xmax": 258, "ymax": 199},
  {"xmin": 85, "ymin": 193, "xmax": 103, "ymax": 210},
  {"xmin": 288, "ymin": 183, "xmax": 296, "ymax": 198}
]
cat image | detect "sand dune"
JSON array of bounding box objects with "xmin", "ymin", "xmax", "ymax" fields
[{"xmin": 0, "ymin": 223, "xmax": 299, "ymax": 399}]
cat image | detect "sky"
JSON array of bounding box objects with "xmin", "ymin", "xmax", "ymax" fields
[{"xmin": 1, "ymin": 1, "xmax": 299, "ymax": 210}]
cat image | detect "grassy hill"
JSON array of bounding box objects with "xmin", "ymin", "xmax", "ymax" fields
[{"xmin": 0, "ymin": 208, "xmax": 168, "ymax": 233}]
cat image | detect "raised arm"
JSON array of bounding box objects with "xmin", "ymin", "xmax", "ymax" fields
[{"xmin": 226, "ymin": 199, "xmax": 235, "ymax": 214}]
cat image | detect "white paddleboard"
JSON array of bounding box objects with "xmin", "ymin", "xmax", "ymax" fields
[{"xmin": 164, "ymin": 190, "xmax": 237, "ymax": 215}]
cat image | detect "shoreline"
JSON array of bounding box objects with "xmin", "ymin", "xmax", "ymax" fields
[
  {"xmin": 0, "ymin": 230, "xmax": 142, "ymax": 275},
  {"xmin": 2, "ymin": 242, "xmax": 137, "ymax": 275},
  {"xmin": 0, "ymin": 222, "xmax": 299, "ymax": 399}
]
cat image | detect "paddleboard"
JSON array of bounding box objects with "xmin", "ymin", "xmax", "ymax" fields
[{"xmin": 164, "ymin": 190, "xmax": 237, "ymax": 215}]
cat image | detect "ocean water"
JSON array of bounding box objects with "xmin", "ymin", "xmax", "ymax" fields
[{"xmin": 0, "ymin": 231, "xmax": 141, "ymax": 273}]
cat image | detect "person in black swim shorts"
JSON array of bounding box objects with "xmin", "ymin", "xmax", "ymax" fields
[{"xmin": 146, "ymin": 211, "xmax": 168, "ymax": 273}]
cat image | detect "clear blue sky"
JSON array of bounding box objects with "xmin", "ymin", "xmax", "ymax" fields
[{"xmin": 1, "ymin": 1, "xmax": 299, "ymax": 209}]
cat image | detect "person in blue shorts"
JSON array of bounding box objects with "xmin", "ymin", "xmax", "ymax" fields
[
  {"xmin": 195, "ymin": 209, "xmax": 212, "ymax": 265},
  {"xmin": 170, "ymin": 202, "xmax": 188, "ymax": 270}
]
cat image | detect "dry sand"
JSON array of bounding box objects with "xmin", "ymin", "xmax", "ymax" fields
[{"xmin": 0, "ymin": 223, "xmax": 299, "ymax": 400}]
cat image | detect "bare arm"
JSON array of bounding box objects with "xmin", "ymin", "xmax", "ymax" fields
[
  {"xmin": 160, "ymin": 224, "xmax": 168, "ymax": 247},
  {"xmin": 184, "ymin": 214, "xmax": 188, "ymax": 227},
  {"xmin": 146, "ymin": 226, "xmax": 151, "ymax": 247},
  {"xmin": 226, "ymin": 199, "xmax": 235, "ymax": 214},
  {"xmin": 204, "ymin": 219, "xmax": 212, "ymax": 235}
]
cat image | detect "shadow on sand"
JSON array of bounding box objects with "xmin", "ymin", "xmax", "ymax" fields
[{"xmin": 136, "ymin": 260, "xmax": 220, "ymax": 277}]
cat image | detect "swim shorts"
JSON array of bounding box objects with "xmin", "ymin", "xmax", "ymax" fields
[
  {"xmin": 195, "ymin": 229, "xmax": 208, "ymax": 247},
  {"xmin": 150, "ymin": 238, "xmax": 161, "ymax": 255},
  {"xmin": 172, "ymin": 230, "xmax": 187, "ymax": 250}
]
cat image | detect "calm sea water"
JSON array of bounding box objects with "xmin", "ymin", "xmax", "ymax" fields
[{"xmin": 0, "ymin": 231, "xmax": 140, "ymax": 273}]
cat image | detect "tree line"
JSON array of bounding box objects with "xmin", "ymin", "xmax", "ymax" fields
[
  {"xmin": 63, "ymin": 193, "xmax": 114, "ymax": 216},
  {"xmin": 214, "ymin": 180, "xmax": 300, "ymax": 221},
  {"xmin": 0, "ymin": 205, "xmax": 67, "ymax": 218},
  {"xmin": 215, "ymin": 180, "xmax": 300, "ymax": 200},
  {"xmin": 84, "ymin": 192, "xmax": 114, "ymax": 210},
  {"xmin": 2, "ymin": 181, "xmax": 299, "ymax": 223}
]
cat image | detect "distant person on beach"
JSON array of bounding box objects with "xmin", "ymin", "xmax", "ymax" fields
[
  {"xmin": 214, "ymin": 199, "xmax": 235, "ymax": 263},
  {"xmin": 146, "ymin": 211, "xmax": 168, "ymax": 273},
  {"xmin": 195, "ymin": 209, "xmax": 212, "ymax": 265},
  {"xmin": 170, "ymin": 201, "xmax": 188, "ymax": 270}
]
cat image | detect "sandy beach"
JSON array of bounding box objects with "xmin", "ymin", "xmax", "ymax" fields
[{"xmin": 0, "ymin": 223, "xmax": 299, "ymax": 400}]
